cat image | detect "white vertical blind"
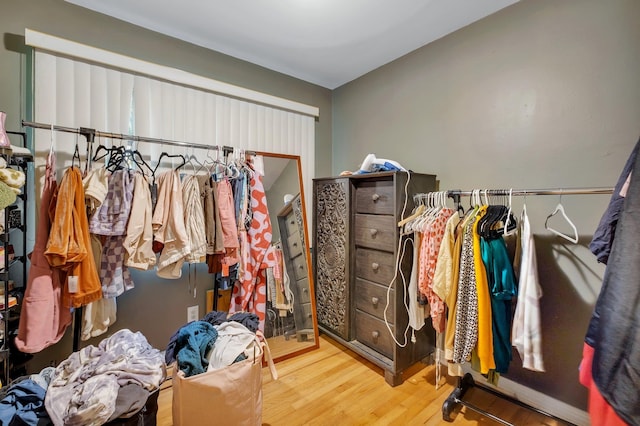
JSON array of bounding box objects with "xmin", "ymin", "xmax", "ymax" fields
[
  {"xmin": 34, "ymin": 51, "xmax": 134, "ymax": 185},
  {"xmin": 33, "ymin": 48, "xmax": 315, "ymax": 227}
]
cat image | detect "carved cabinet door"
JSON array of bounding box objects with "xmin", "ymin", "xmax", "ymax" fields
[{"xmin": 313, "ymin": 178, "xmax": 350, "ymax": 339}]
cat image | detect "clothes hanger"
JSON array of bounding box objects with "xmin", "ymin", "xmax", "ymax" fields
[
  {"xmin": 502, "ymin": 189, "xmax": 518, "ymax": 237},
  {"xmin": 152, "ymin": 151, "xmax": 186, "ymax": 176},
  {"xmin": 398, "ymin": 203, "xmax": 426, "ymax": 228},
  {"xmin": 545, "ymin": 191, "xmax": 579, "ymax": 243},
  {"xmin": 72, "ymin": 134, "xmax": 82, "ymax": 170},
  {"xmin": 130, "ymin": 149, "xmax": 154, "ymax": 178}
]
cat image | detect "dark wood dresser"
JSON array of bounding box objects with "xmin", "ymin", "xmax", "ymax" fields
[
  {"xmin": 277, "ymin": 194, "xmax": 314, "ymax": 340},
  {"xmin": 313, "ymin": 171, "xmax": 437, "ymax": 385}
]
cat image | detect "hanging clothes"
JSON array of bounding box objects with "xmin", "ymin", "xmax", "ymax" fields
[
  {"xmin": 432, "ymin": 213, "xmax": 463, "ymax": 376},
  {"xmin": 229, "ymin": 169, "xmax": 273, "ymax": 331},
  {"xmin": 471, "ymin": 206, "xmax": 496, "ymax": 375},
  {"xmin": 182, "ymin": 175, "xmax": 207, "ymax": 264},
  {"xmin": 44, "ymin": 167, "xmax": 102, "ymax": 308},
  {"xmin": 82, "ymin": 166, "xmax": 117, "ymax": 341},
  {"xmin": 589, "ymin": 138, "xmax": 640, "ymax": 264},
  {"xmin": 89, "ymin": 169, "xmax": 135, "ymax": 297},
  {"xmin": 81, "ymin": 234, "xmax": 117, "ymax": 341},
  {"xmin": 197, "ymin": 175, "xmax": 216, "ymax": 255},
  {"xmin": 512, "ymin": 205, "xmax": 545, "ymax": 372},
  {"xmin": 15, "ymin": 152, "xmax": 71, "ymax": 353},
  {"xmin": 583, "ymin": 139, "xmax": 640, "ymax": 425},
  {"xmin": 123, "ymin": 172, "xmax": 156, "ymax": 271},
  {"xmin": 417, "ymin": 207, "xmax": 454, "ymax": 333},
  {"xmin": 452, "ymin": 213, "xmax": 480, "ymax": 365},
  {"xmin": 152, "ymin": 169, "xmax": 191, "ymax": 279},
  {"xmin": 407, "ymin": 232, "xmax": 425, "ymax": 332},
  {"xmin": 215, "ymin": 179, "xmax": 240, "ymax": 274},
  {"xmin": 480, "ymin": 235, "xmax": 516, "ymax": 374}
]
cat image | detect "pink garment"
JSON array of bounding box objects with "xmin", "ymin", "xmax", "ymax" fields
[
  {"xmin": 229, "ymin": 171, "xmax": 273, "ymax": 331},
  {"xmin": 418, "ymin": 208, "xmax": 454, "ymax": 333},
  {"xmin": 15, "ymin": 152, "xmax": 71, "ymax": 353},
  {"xmin": 216, "ymin": 179, "xmax": 240, "ymax": 273}
]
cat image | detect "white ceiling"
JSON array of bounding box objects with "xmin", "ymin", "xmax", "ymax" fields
[{"xmin": 66, "ymin": 0, "xmax": 518, "ymax": 89}]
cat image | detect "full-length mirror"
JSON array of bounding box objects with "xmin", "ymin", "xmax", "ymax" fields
[{"xmin": 260, "ymin": 153, "xmax": 318, "ymax": 361}]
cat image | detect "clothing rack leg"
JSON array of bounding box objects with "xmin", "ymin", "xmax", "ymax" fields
[
  {"xmin": 442, "ymin": 373, "xmax": 475, "ymax": 421},
  {"xmin": 72, "ymin": 307, "xmax": 82, "ymax": 352},
  {"xmin": 441, "ymin": 373, "xmax": 577, "ymax": 425},
  {"xmin": 470, "ymin": 378, "xmax": 577, "ymax": 425}
]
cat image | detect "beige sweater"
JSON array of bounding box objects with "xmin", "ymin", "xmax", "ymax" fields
[{"xmin": 152, "ymin": 170, "xmax": 191, "ymax": 279}]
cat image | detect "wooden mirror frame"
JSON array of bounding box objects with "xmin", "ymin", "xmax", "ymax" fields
[{"xmin": 256, "ymin": 151, "xmax": 319, "ymax": 363}]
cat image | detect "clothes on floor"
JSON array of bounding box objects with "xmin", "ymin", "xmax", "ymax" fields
[{"xmin": 45, "ymin": 329, "xmax": 165, "ymax": 426}]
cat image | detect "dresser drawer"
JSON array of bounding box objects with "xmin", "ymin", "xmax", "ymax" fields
[
  {"xmin": 355, "ymin": 248, "xmax": 395, "ymax": 285},
  {"xmin": 355, "ymin": 310, "xmax": 394, "ymax": 359},
  {"xmin": 284, "ymin": 213, "xmax": 299, "ymax": 236},
  {"xmin": 295, "ymin": 302, "xmax": 315, "ymax": 330},
  {"xmin": 295, "ymin": 277, "xmax": 311, "ymax": 304},
  {"xmin": 355, "ymin": 278, "xmax": 395, "ymax": 321},
  {"xmin": 291, "ymin": 252, "xmax": 308, "ymax": 281},
  {"xmin": 354, "ymin": 214, "xmax": 396, "ymax": 252},
  {"xmin": 355, "ymin": 180, "xmax": 394, "ymax": 215},
  {"xmin": 286, "ymin": 231, "xmax": 303, "ymax": 259}
]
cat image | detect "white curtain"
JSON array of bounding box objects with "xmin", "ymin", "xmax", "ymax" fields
[{"xmin": 34, "ymin": 50, "xmax": 315, "ymax": 223}]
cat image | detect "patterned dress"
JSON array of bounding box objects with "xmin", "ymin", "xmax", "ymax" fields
[
  {"xmin": 418, "ymin": 208, "xmax": 454, "ymax": 333},
  {"xmin": 453, "ymin": 214, "xmax": 479, "ymax": 364},
  {"xmin": 229, "ymin": 169, "xmax": 274, "ymax": 332}
]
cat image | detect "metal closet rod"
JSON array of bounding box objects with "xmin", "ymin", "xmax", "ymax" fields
[
  {"xmin": 21, "ymin": 120, "xmax": 247, "ymax": 155},
  {"xmin": 445, "ymin": 187, "xmax": 614, "ymax": 197}
]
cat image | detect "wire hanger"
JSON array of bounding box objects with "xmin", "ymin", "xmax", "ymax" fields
[{"xmin": 545, "ymin": 190, "xmax": 579, "ymax": 243}]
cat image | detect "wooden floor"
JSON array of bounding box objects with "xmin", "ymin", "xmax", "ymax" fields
[{"xmin": 157, "ymin": 334, "xmax": 563, "ymax": 425}]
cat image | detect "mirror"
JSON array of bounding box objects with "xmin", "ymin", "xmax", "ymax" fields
[{"xmin": 259, "ymin": 153, "xmax": 318, "ymax": 361}]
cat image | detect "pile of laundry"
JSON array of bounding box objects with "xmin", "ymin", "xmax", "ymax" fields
[
  {"xmin": 165, "ymin": 310, "xmax": 261, "ymax": 377},
  {"xmin": 0, "ymin": 329, "xmax": 166, "ymax": 426}
]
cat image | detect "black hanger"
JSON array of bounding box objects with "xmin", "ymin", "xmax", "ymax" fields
[
  {"xmin": 72, "ymin": 139, "xmax": 82, "ymax": 170},
  {"xmin": 152, "ymin": 152, "xmax": 186, "ymax": 177},
  {"xmin": 93, "ymin": 144, "xmax": 125, "ymax": 163},
  {"xmin": 131, "ymin": 150, "xmax": 154, "ymax": 178}
]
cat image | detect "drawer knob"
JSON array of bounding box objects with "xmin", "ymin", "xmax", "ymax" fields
[
  {"xmin": 372, "ymin": 331, "xmax": 380, "ymax": 341},
  {"xmin": 293, "ymin": 242, "xmax": 298, "ymax": 247},
  {"xmin": 299, "ymin": 264, "xmax": 304, "ymax": 270},
  {"xmin": 371, "ymin": 262, "xmax": 379, "ymax": 271},
  {"xmin": 372, "ymin": 193, "xmax": 380, "ymax": 202},
  {"xmin": 371, "ymin": 297, "xmax": 379, "ymax": 307},
  {"xmin": 369, "ymin": 228, "xmax": 378, "ymax": 237}
]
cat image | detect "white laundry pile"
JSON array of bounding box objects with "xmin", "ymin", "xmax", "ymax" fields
[{"xmin": 45, "ymin": 329, "xmax": 166, "ymax": 426}]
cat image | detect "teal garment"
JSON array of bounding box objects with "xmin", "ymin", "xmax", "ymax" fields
[{"xmin": 480, "ymin": 236, "xmax": 517, "ymax": 374}]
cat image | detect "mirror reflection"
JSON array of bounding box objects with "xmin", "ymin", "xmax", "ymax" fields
[{"xmin": 258, "ymin": 154, "xmax": 317, "ymax": 360}]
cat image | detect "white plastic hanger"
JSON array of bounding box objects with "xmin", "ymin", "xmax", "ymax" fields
[
  {"xmin": 545, "ymin": 192, "xmax": 579, "ymax": 243},
  {"xmin": 503, "ymin": 189, "xmax": 517, "ymax": 237}
]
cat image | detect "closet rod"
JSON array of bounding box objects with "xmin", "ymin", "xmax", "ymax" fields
[
  {"xmin": 445, "ymin": 187, "xmax": 613, "ymax": 197},
  {"xmin": 21, "ymin": 120, "xmax": 250, "ymax": 154}
]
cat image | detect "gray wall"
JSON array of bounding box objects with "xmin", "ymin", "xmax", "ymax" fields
[
  {"xmin": 266, "ymin": 159, "xmax": 302, "ymax": 244},
  {"xmin": 333, "ymin": 0, "xmax": 640, "ymax": 411},
  {"xmin": 3, "ymin": 0, "xmax": 639, "ymax": 415},
  {"xmin": 0, "ymin": 0, "xmax": 331, "ymax": 369}
]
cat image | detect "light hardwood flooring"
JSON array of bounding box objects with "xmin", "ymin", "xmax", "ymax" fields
[{"xmin": 157, "ymin": 334, "xmax": 564, "ymax": 425}]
